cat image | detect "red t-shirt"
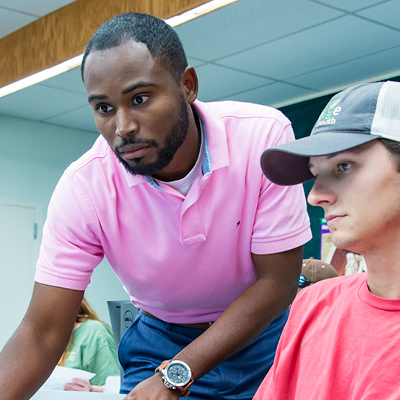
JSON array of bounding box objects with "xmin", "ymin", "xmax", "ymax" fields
[{"xmin": 254, "ymin": 273, "xmax": 400, "ymax": 400}]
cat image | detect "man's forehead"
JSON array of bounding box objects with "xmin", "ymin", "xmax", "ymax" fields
[
  {"xmin": 86, "ymin": 41, "xmax": 151, "ymax": 64},
  {"xmin": 83, "ymin": 41, "xmax": 161, "ymax": 84},
  {"xmin": 308, "ymin": 140, "xmax": 381, "ymax": 169}
]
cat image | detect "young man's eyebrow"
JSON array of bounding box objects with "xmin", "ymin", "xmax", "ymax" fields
[
  {"xmin": 122, "ymin": 81, "xmax": 156, "ymax": 95},
  {"xmin": 309, "ymin": 149, "xmax": 359, "ymax": 165},
  {"xmin": 88, "ymin": 94, "xmax": 107, "ymax": 103},
  {"xmin": 308, "ymin": 151, "xmax": 349, "ymax": 170},
  {"xmin": 88, "ymin": 82, "xmax": 156, "ymax": 103}
]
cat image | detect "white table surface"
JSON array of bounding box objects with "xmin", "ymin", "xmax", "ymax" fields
[{"xmin": 32, "ymin": 391, "xmax": 125, "ymax": 399}]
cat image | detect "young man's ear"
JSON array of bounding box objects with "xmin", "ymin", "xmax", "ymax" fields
[{"xmin": 181, "ymin": 66, "xmax": 198, "ymax": 104}]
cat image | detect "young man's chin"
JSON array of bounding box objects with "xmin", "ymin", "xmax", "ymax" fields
[{"xmin": 332, "ymin": 235, "xmax": 359, "ymax": 254}]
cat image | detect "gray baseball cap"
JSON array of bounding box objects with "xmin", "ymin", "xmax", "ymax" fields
[{"xmin": 261, "ymin": 81, "xmax": 400, "ymax": 185}]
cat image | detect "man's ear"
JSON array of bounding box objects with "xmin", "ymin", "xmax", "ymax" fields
[{"xmin": 181, "ymin": 66, "xmax": 198, "ymax": 104}]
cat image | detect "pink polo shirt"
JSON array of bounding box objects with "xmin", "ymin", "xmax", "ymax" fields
[{"xmin": 35, "ymin": 100, "xmax": 311, "ymax": 323}]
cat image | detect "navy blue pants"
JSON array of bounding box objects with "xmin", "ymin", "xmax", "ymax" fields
[{"xmin": 119, "ymin": 309, "xmax": 289, "ymax": 399}]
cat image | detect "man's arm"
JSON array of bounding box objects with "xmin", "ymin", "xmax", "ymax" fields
[
  {"xmin": 0, "ymin": 282, "xmax": 84, "ymax": 400},
  {"xmin": 125, "ymin": 245, "xmax": 303, "ymax": 399}
]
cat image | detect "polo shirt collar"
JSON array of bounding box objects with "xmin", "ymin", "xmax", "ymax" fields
[
  {"xmin": 121, "ymin": 99, "xmax": 229, "ymax": 188},
  {"xmin": 194, "ymin": 100, "xmax": 229, "ymax": 173}
]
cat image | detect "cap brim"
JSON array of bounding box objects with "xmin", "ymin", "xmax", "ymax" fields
[{"xmin": 261, "ymin": 132, "xmax": 380, "ymax": 185}]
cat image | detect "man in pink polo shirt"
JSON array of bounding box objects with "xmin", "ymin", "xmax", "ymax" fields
[{"xmin": 0, "ymin": 13, "xmax": 310, "ymax": 400}]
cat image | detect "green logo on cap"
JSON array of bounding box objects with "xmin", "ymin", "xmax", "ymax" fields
[
  {"xmin": 321, "ymin": 99, "xmax": 341, "ymax": 120},
  {"xmin": 316, "ymin": 98, "xmax": 342, "ymax": 127}
]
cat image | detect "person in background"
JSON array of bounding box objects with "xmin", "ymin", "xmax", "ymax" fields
[
  {"xmin": 297, "ymin": 257, "xmax": 338, "ymax": 293},
  {"xmin": 254, "ymin": 80, "xmax": 400, "ymax": 399},
  {"xmin": 58, "ymin": 297, "xmax": 120, "ymax": 392},
  {"xmin": 344, "ymin": 251, "xmax": 366, "ymax": 275},
  {"xmin": 0, "ymin": 12, "xmax": 311, "ymax": 400}
]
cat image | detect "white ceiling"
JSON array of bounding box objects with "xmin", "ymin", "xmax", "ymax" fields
[
  {"xmin": 0, "ymin": 0, "xmax": 77, "ymax": 38},
  {"xmin": 1, "ymin": 0, "xmax": 400, "ymax": 134}
]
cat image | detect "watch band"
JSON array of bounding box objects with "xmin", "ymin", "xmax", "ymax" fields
[
  {"xmin": 155, "ymin": 359, "xmax": 171, "ymax": 372},
  {"xmin": 179, "ymin": 380, "xmax": 193, "ymax": 397},
  {"xmin": 155, "ymin": 360, "xmax": 194, "ymax": 397}
]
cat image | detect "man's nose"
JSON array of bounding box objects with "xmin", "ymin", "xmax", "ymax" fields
[
  {"xmin": 307, "ymin": 177, "xmax": 337, "ymax": 207},
  {"xmin": 115, "ymin": 108, "xmax": 138, "ymax": 138}
]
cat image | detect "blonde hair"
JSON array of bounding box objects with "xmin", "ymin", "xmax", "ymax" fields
[{"xmin": 58, "ymin": 297, "xmax": 106, "ymax": 366}]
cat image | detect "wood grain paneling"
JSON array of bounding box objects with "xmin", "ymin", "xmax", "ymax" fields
[{"xmin": 0, "ymin": 0, "xmax": 210, "ymax": 88}]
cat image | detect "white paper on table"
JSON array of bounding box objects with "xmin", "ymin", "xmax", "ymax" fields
[{"xmin": 39, "ymin": 366, "xmax": 95, "ymax": 391}]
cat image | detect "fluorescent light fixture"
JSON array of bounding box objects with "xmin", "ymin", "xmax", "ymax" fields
[
  {"xmin": 0, "ymin": 0, "xmax": 241, "ymax": 98},
  {"xmin": 0, "ymin": 54, "xmax": 83, "ymax": 98},
  {"xmin": 167, "ymin": 0, "xmax": 241, "ymax": 27}
]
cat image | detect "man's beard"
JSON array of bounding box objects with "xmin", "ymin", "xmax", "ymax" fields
[{"xmin": 113, "ymin": 96, "xmax": 190, "ymax": 177}]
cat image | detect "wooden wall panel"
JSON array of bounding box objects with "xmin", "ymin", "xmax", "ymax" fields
[{"xmin": 0, "ymin": 0, "xmax": 210, "ymax": 88}]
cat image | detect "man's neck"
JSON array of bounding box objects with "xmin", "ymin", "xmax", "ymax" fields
[
  {"xmin": 152, "ymin": 105, "xmax": 201, "ymax": 182},
  {"xmin": 365, "ymin": 251, "xmax": 400, "ymax": 299}
]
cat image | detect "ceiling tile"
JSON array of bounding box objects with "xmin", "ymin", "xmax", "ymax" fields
[
  {"xmin": 357, "ymin": 0, "xmax": 400, "ymax": 30},
  {"xmin": 40, "ymin": 67, "xmax": 86, "ymax": 95},
  {"xmin": 0, "ymin": 8, "xmax": 36, "ymax": 38},
  {"xmin": 175, "ymin": 0, "xmax": 343, "ymax": 61},
  {"xmin": 187, "ymin": 57, "xmax": 206, "ymax": 68},
  {"xmin": 0, "ymin": 0, "xmax": 76, "ymax": 17},
  {"xmin": 196, "ymin": 63, "xmax": 273, "ymax": 101},
  {"xmin": 310, "ymin": 0, "xmax": 386, "ymax": 12},
  {"xmin": 225, "ymin": 82, "xmax": 316, "ymax": 108},
  {"xmin": 286, "ymin": 45, "xmax": 400, "ymax": 92},
  {"xmin": 216, "ymin": 15, "xmax": 400, "ymax": 80},
  {"xmin": 0, "ymin": 85, "xmax": 88, "ymax": 121},
  {"xmin": 44, "ymin": 105, "xmax": 98, "ymax": 133}
]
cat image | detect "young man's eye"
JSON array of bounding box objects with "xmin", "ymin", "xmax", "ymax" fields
[
  {"xmin": 132, "ymin": 95, "xmax": 149, "ymax": 105},
  {"xmin": 95, "ymin": 104, "xmax": 113, "ymax": 114},
  {"xmin": 338, "ymin": 163, "xmax": 351, "ymax": 171}
]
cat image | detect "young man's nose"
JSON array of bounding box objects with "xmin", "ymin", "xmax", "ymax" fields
[
  {"xmin": 307, "ymin": 177, "xmax": 337, "ymax": 207},
  {"xmin": 116, "ymin": 108, "xmax": 138, "ymax": 138}
]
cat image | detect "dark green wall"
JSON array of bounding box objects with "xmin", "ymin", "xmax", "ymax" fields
[{"xmin": 279, "ymin": 95, "xmax": 334, "ymax": 259}]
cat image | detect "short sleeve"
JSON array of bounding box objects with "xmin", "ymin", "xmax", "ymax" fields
[
  {"xmin": 35, "ymin": 172, "xmax": 104, "ymax": 290},
  {"xmin": 251, "ymin": 123, "xmax": 311, "ymax": 254}
]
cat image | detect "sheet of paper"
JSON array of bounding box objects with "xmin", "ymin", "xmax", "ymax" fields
[{"xmin": 39, "ymin": 366, "xmax": 95, "ymax": 391}]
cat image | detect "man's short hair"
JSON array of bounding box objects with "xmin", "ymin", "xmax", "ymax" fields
[
  {"xmin": 81, "ymin": 12, "xmax": 188, "ymax": 84},
  {"xmin": 380, "ymin": 138, "xmax": 400, "ymax": 172}
]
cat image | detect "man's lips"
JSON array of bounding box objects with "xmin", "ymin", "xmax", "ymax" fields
[
  {"xmin": 325, "ymin": 215, "xmax": 345, "ymax": 228},
  {"xmin": 117, "ymin": 144, "xmax": 150, "ymax": 159}
]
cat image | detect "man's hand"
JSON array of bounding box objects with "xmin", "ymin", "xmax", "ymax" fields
[
  {"xmin": 123, "ymin": 374, "xmax": 180, "ymax": 400},
  {"xmin": 65, "ymin": 378, "xmax": 91, "ymax": 391},
  {"xmin": 64, "ymin": 378, "xmax": 104, "ymax": 392}
]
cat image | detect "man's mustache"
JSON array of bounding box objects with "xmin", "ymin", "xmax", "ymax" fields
[{"xmin": 115, "ymin": 136, "xmax": 159, "ymax": 153}]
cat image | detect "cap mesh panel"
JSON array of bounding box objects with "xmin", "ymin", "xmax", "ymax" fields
[{"xmin": 372, "ymin": 81, "xmax": 400, "ymax": 142}]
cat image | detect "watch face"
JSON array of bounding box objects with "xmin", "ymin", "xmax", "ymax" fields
[{"xmin": 165, "ymin": 361, "xmax": 191, "ymax": 386}]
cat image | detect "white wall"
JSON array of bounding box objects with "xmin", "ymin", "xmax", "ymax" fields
[{"xmin": 0, "ymin": 114, "xmax": 129, "ymax": 340}]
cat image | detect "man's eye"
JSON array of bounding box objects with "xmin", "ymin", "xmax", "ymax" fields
[
  {"xmin": 132, "ymin": 95, "xmax": 149, "ymax": 105},
  {"xmin": 338, "ymin": 163, "xmax": 351, "ymax": 171},
  {"xmin": 96, "ymin": 104, "xmax": 113, "ymax": 114}
]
